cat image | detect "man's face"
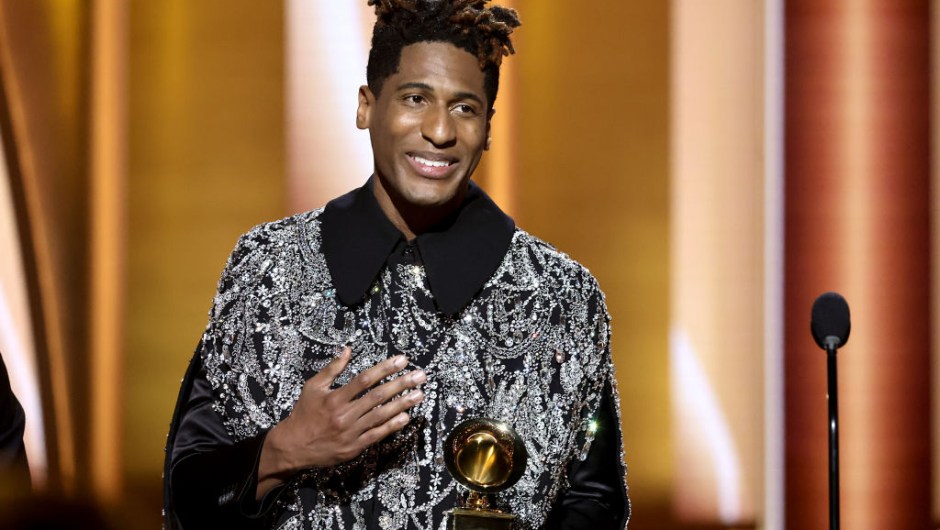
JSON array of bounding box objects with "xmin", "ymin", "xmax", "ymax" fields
[{"xmin": 357, "ymin": 41, "xmax": 492, "ymax": 211}]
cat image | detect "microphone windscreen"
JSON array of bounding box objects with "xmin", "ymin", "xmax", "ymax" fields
[{"xmin": 810, "ymin": 291, "xmax": 851, "ymax": 350}]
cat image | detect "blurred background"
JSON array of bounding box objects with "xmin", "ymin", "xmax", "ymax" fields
[{"xmin": 0, "ymin": 0, "xmax": 935, "ymax": 528}]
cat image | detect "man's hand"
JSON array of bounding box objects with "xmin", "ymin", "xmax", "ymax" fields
[{"xmin": 256, "ymin": 347, "xmax": 426, "ymax": 498}]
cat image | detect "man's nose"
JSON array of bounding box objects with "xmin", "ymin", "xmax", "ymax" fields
[{"xmin": 421, "ymin": 105, "xmax": 457, "ymax": 147}]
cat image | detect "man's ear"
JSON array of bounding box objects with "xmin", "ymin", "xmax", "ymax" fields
[
  {"xmin": 357, "ymin": 85, "xmax": 375, "ymax": 130},
  {"xmin": 484, "ymin": 107, "xmax": 496, "ymax": 150}
]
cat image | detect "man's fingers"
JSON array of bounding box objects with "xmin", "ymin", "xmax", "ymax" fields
[
  {"xmin": 308, "ymin": 346, "xmax": 352, "ymax": 388},
  {"xmin": 336, "ymin": 354, "xmax": 409, "ymax": 400},
  {"xmin": 357, "ymin": 388, "xmax": 424, "ymax": 433},
  {"xmin": 353, "ymin": 368, "xmax": 426, "ymax": 416},
  {"xmin": 358, "ymin": 412, "xmax": 412, "ymax": 448}
]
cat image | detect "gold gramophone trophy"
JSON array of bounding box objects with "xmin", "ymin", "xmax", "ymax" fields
[{"xmin": 443, "ymin": 418, "xmax": 528, "ymax": 530}]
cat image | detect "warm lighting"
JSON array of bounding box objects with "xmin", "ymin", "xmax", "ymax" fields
[
  {"xmin": 286, "ymin": 1, "xmax": 373, "ymax": 212},
  {"xmin": 670, "ymin": 0, "xmax": 766, "ymax": 523},
  {"xmin": 0, "ymin": 129, "xmax": 46, "ymax": 486}
]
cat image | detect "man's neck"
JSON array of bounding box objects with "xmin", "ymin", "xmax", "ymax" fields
[{"xmin": 372, "ymin": 175, "xmax": 466, "ymax": 241}]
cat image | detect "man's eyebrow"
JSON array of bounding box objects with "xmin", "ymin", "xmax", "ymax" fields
[
  {"xmin": 453, "ymin": 91, "xmax": 485, "ymax": 106},
  {"xmin": 396, "ymin": 81, "xmax": 434, "ymax": 92},
  {"xmin": 396, "ymin": 82, "xmax": 485, "ymax": 106}
]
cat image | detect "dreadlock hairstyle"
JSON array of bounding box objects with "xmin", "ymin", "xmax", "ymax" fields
[{"xmin": 366, "ymin": 0, "xmax": 521, "ymax": 108}]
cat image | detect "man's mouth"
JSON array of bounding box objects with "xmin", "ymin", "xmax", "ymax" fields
[
  {"xmin": 411, "ymin": 155, "xmax": 454, "ymax": 168},
  {"xmin": 408, "ymin": 154, "xmax": 457, "ymax": 177}
]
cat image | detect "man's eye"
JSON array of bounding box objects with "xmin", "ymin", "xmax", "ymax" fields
[
  {"xmin": 453, "ymin": 104, "xmax": 477, "ymax": 115},
  {"xmin": 404, "ymin": 95, "xmax": 425, "ymax": 105}
]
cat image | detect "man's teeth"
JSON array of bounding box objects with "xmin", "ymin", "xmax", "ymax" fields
[{"xmin": 412, "ymin": 156, "xmax": 451, "ymax": 168}]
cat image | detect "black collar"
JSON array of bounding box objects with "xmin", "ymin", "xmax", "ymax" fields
[{"xmin": 319, "ymin": 177, "xmax": 516, "ymax": 315}]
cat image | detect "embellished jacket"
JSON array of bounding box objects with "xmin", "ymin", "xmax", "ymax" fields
[{"xmin": 165, "ymin": 180, "xmax": 629, "ymax": 529}]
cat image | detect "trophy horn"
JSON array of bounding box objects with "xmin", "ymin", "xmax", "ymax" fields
[{"xmin": 443, "ymin": 418, "xmax": 528, "ymax": 528}]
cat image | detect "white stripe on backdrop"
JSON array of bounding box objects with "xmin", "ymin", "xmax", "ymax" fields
[
  {"xmin": 286, "ymin": 1, "xmax": 374, "ymax": 213},
  {"xmin": 0, "ymin": 123, "xmax": 46, "ymax": 487}
]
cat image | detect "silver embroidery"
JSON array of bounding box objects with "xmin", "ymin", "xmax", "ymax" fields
[{"xmin": 201, "ymin": 209, "xmax": 628, "ymax": 529}]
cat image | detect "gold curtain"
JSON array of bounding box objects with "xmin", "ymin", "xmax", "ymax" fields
[
  {"xmin": 0, "ymin": 2, "xmax": 286, "ymax": 519},
  {"xmin": 124, "ymin": 1, "xmax": 285, "ymax": 517},
  {"xmin": 0, "ymin": 0, "xmax": 90, "ymax": 496},
  {"xmin": 508, "ymin": 2, "xmax": 672, "ymax": 526}
]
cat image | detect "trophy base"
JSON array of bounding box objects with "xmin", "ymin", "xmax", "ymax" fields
[{"xmin": 447, "ymin": 508, "xmax": 516, "ymax": 530}]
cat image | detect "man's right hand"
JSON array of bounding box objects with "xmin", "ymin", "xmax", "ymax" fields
[{"xmin": 256, "ymin": 347, "xmax": 426, "ymax": 498}]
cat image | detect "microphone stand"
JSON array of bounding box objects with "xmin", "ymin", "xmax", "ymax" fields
[{"xmin": 826, "ymin": 341, "xmax": 840, "ymax": 530}]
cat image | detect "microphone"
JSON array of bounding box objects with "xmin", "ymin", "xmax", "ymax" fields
[
  {"xmin": 811, "ymin": 292, "xmax": 851, "ymax": 351},
  {"xmin": 809, "ymin": 291, "xmax": 850, "ymax": 530}
]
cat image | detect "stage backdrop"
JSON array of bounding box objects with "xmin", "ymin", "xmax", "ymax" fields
[{"xmin": 0, "ymin": 2, "xmax": 937, "ymax": 529}]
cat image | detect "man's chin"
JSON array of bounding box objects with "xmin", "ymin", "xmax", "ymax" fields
[
  {"xmin": 399, "ymin": 183, "xmax": 465, "ymax": 209},
  {"xmin": 400, "ymin": 194, "xmax": 455, "ymax": 210}
]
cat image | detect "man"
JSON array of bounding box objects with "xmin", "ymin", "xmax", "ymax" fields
[
  {"xmin": 0, "ymin": 352, "xmax": 29, "ymax": 496},
  {"xmin": 164, "ymin": 1, "xmax": 629, "ymax": 528}
]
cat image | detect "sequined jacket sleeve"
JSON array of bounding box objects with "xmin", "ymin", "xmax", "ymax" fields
[
  {"xmin": 487, "ymin": 232, "xmax": 630, "ymax": 529},
  {"xmin": 544, "ymin": 288, "xmax": 631, "ymax": 529},
  {"xmin": 165, "ymin": 225, "xmax": 296, "ymax": 529}
]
